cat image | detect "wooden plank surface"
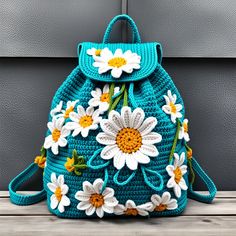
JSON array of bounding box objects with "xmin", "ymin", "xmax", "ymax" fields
[
  {"xmin": 0, "ymin": 191, "xmax": 235, "ymax": 236},
  {"xmin": 0, "ymin": 216, "xmax": 235, "ymax": 236}
]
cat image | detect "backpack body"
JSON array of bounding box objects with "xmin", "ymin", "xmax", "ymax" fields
[{"xmin": 9, "ymin": 15, "xmax": 217, "ymax": 219}]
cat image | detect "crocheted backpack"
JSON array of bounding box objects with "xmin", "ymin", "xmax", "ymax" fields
[{"xmin": 9, "ymin": 14, "xmax": 217, "ymax": 218}]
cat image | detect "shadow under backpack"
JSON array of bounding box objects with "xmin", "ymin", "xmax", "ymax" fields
[{"xmin": 9, "ymin": 14, "xmax": 217, "ymax": 219}]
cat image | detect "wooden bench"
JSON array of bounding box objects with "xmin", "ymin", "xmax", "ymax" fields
[{"xmin": 0, "ymin": 191, "xmax": 235, "ymax": 236}]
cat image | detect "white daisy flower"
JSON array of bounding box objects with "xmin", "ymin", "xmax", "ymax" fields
[
  {"xmin": 166, "ymin": 152, "xmax": 188, "ymax": 198},
  {"xmin": 162, "ymin": 90, "xmax": 183, "ymax": 123},
  {"xmin": 96, "ymin": 106, "xmax": 162, "ymax": 170},
  {"xmin": 93, "ymin": 48, "xmax": 141, "ymax": 78},
  {"xmin": 44, "ymin": 117, "xmax": 70, "ymax": 155},
  {"xmin": 65, "ymin": 106, "xmax": 102, "ymax": 138},
  {"xmin": 114, "ymin": 200, "xmax": 149, "ymax": 216},
  {"xmin": 50, "ymin": 100, "xmax": 79, "ymax": 119},
  {"xmin": 144, "ymin": 192, "xmax": 178, "ymax": 212},
  {"xmin": 75, "ymin": 179, "xmax": 118, "ymax": 218},
  {"xmin": 178, "ymin": 119, "xmax": 190, "ymax": 142},
  {"xmin": 88, "ymin": 84, "xmax": 120, "ymax": 113},
  {"xmin": 47, "ymin": 173, "xmax": 71, "ymax": 213},
  {"xmin": 87, "ymin": 47, "xmax": 102, "ymax": 57}
]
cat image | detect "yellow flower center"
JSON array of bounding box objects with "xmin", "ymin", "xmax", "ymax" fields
[
  {"xmin": 170, "ymin": 102, "xmax": 177, "ymax": 114},
  {"xmin": 100, "ymin": 93, "xmax": 110, "ymax": 103},
  {"xmin": 64, "ymin": 157, "xmax": 75, "ymax": 172},
  {"xmin": 89, "ymin": 194, "xmax": 104, "ymax": 208},
  {"xmin": 55, "ymin": 187, "xmax": 62, "ymax": 201},
  {"xmin": 183, "ymin": 122, "xmax": 188, "ymax": 133},
  {"xmin": 64, "ymin": 106, "xmax": 74, "ymax": 119},
  {"xmin": 34, "ymin": 156, "xmax": 46, "ymax": 169},
  {"xmin": 174, "ymin": 166, "xmax": 183, "ymax": 184},
  {"xmin": 52, "ymin": 129, "xmax": 61, "ymax": 142},
  {"xmin": 79, "ymin": 115, "xmax": 93, "ymax": 128},
  {"xmin": 154, "ymin": 204, "xmax": 167, "ymax": 212},
  {"xmin": 108, "ymin": 57, "xmax": 127, "ymax": 68},
  {"xmin": 95, "ymin": 49, "xmax": 102, "ymax": 56},
  {"xmin": 124, "ymin": 208, "xmax": 138, "ymax": 216},
  {"xmin": 116, "ymin": 128, "xmax": 142, "ymax": 154}
]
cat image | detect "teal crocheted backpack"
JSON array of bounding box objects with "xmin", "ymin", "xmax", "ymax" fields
[{"xmin": 9, "ymin": 14, "xmax": 217, "ymax": 218}]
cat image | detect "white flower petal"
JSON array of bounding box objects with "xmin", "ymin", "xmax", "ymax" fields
[
  {"xmin": 61, "ymin": 184, "xmax": 69, "ymax": 195},
  {"xmin": 57, "ymin": 175, "xmax": 64, "ymax": 186},
  {"xmin": 58, "ymin": 137, "xmax": 67, "ymax": 147},
  {"xmin": 108, "ymin": 110, "xmax": 123, "ymax": 130},
  {"xmin": 121, "ymin": 106, "xmax": 132, "ymax": 128},
  {"xmin": 101, "ymin": 145, "xmax": 119, "ymax": 160},
  {"xmin": 179, "ymin": 178, "xmax": 188, "ymax": 190},
  {"xmin": 161, "ymin": 192, "xmax": 171, "ymax": 204},
  {"xmin": 88, "ymin": 98, "xmax": 100, "ymax": 107},
  {"xmin": 142, "ymin": 132, "xmax": 162, "ymax": 145},
  {"xmin": 96, "ymin": 207, "xmax": 104, "ymax": 218},
  {"xmin": 75, "ymin": 191, "xmax": 90, "ymax": 202},
  {"xmin": 47, "ymin": 183, "xmax": 57, "ymax": 193},
  {"xmin": 125, "ymin": 154, "xmax": 138, "ymax": 170},
  {"xmin": 151, "ymin": 194, "xmax": 162, "ymax": 206},
  {"xmin": 69, "ymin": 112, "xmax": 79, "ymax": 122},
  {"xmin": 114, "ymin": 204, "xmax": 126, "ymax": 215},
  {"xmin": 138, "ymin": 117, "xmax": 157, "ymax": 136},
  {"xmin": 77, "ymin": 105, "xmax": 86, "ymax": 116},
  {"xmin": 103, "ymin": 84, "xmax": 110, "ymax": 93},
  {"xmin": 93, "ymin": 179, "xmax": 104, "ymax": 194},
  {"xmin": 166, "ymin": 165, "xmax": 175, "ymax": 177},
  {"xmin": 131, "ymin": 108, "xmax": 145, "ymax": 129},
  {"xmin": 81, "ymin": 128, "xmax": 90, "ymax": 138},
  {"xmin": 96, "ymin": 133, "xmax": 116, "ymax": 145},
  {"xmin": 133, "ymin": 151, "xmax": 150, "ymax": 164},
  {"xmin": 111, "ymin": 68, "xmax": 122, "ymax": 78},
  {"xmin": 100, "ymin": 120, "xmax": 119, "ymax": 136},
  {"xmin": 102, "ymin": 188, "xmax": 115, "ymax": 199},
  {"xmin": 61, "ymin": 195, "xmax": 70, "ymax": 206},
  {"xmin": 85, "ymin": 205, "xmax": 96, "ymax": 216},
  {"xmin": 102, "ymin": 204, "xmax": 114, "ymax": 214},
  {"xmin": 77, "ymin": 201, "xmax": 91, "ymax": 210},
  {"xmin": 113, "ymin": 151, "xmax": 126, "ymax": 169},
  {"xmin": 44, "ymin": 135, "xmax": 53, "ymax": 149},
  {"xmin": 173, "ymin": 184, "xmax": 181, "ymax": 198},
  {"xmin": 139, "ymin": 144, "xmax": 158, "ymax": 157},
  {"xmin": 50, "ymin": 195, "xmax": 59, "ymax": 209},
  {"xmin": 51, "ymin": 143, "xmax": 59, "ymax": 155},
  {"xmin": 125, "ymin": 200, "xmax": 136, "ymax": 209},
  {"xmin": 104, "ymin": 197, "xmax": 118, "ymax": 207},
  {"xmin": 83, "ymin": 181, "xmax": 95, "ymax": 194},
  {"xmin": 167, "ymin": 199, "xmax": 178, "ymax": 210}
]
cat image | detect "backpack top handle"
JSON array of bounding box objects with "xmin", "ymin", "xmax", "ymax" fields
[{"xmin": 103, "ymin": 14, "xmax": 141, "ymax": 44}]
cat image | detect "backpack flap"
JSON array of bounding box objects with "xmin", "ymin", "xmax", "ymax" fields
[{"xmin": 78, "ymin": 42, "xmax": 162, "ymax": 83}]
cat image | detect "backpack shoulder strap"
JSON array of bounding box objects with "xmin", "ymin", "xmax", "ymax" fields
[
  {"xmin": 8, "ymin": 163, "xmax": 46, "ymax": 205},
  {"xmin": 188, "ymin": 157, "xmax": 217, "ymax": 203}
]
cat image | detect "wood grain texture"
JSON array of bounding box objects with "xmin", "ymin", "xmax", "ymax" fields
[
  {"xmin": 0, "ymin": 191, "xmax": 235, "ymax": 236},
  {"xmin": 0, "ymin": 216, "xmax": 235, "ymax": 236}
]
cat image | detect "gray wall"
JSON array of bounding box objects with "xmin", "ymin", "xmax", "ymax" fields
[{"xmin": 0, "ymin": 0, "xmax": 236, "ymax": 190}]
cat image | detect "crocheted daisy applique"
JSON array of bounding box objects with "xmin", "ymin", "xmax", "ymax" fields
[
  {"xmin": 178, "ymin": 118, "xmax": 190, "ymax": 142},
  {"xmin": 65, "ymin": 106, "xmax": 102, "ymax": 138},
  {"xmin": 87, "ymin": 47, "xmax": 102, "ymax": 57},
  {"xmin": 50, "ymin": 100, "xmax": 79, "ymax": 119},
  {"xmin": 92, "ymin": 48, "xmax": 141, "ymax": 78},
  {"xmin": 88, "ymin": 84, "xmax": 120, "ymax": 113},
  {"xmin": 44, "ymin": 117, "xmax": 70, "ymax": 155},
  {"xmin": 144, "ymin": 192, "xmax": 178, "ymax": 212},
  {"xmin": 162, "ymin": 90, "xmax": 183, "ymax": 123},
  {"xmin": 47, "ymin": 173, "xmax": 71, "ymax": 213},
  {"xmin": 114, "ymin": 200, "xmax": 149, "ymax": 216},
  {"xmin": 75, "ymin": 178, "xmax": 118, "ymax": 218},
  {"xmin": 166, "ymin": 152, "xmax": 188, "ymax": 198},
  {"xmin": 96, "ymin": 106, "xmax": 162, "ymax": 170}
]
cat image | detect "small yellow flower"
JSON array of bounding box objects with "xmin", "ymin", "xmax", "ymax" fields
[
  {"xmin": 65, "ymin": 157, "xmax": 75, "ymax": 172},
  {"xmin": 187, "ymin": 148, "xmax": 193, "ymax": 160},
  {"xmin": 34, "ymin": 155, "xmax": 46, "ymax": 168}
]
